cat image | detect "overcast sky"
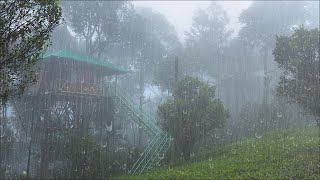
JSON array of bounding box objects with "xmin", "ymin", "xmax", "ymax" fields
[{"xmin": 133, "ymin": 1, "xmax": 252, "ymax": 43}]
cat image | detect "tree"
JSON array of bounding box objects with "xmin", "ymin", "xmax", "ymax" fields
[
  {"xmin": 62, "ymin": 1, "xmax": 133, "ymax": 57},
  {"xmin": 157, "ymin": 76, "xmax": 228, "ymax": 161},
  {"xmin": 273, "ymin": 26, "xmax": 320, "ymax": 126},
  {"xmin": 239, "ymin": 1, "xmax": 306, "ymax": 106},
  {"xmin": 115, "ymin": 8, "xmax": 181, "ymax": 147},
  {"xmin": 184, "ymin": 2, "xmax": 232, "ymax": 78},
  {"xmin": 48, "ymin": 24, "xmax": 79, "ymax": 52},
  {"xmin": 0, "ymin": 0, "xmax": 62, "ymax": 103}
]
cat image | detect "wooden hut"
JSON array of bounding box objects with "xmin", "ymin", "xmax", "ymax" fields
[{"xmin": 26, "ymin": 49, "xmax": 127, "ymax": 97}]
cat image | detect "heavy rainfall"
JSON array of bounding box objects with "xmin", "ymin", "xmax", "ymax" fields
[{"xmin": 0, "ymin": 1, "xmax": 319, "ymax": 179}]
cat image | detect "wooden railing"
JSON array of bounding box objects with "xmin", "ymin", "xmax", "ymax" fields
[{"xmin": 54, "ymin": 79, "xmax": 105, "ymax": 96}]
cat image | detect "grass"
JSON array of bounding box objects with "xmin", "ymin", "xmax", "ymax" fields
[{"xmin": 120, "ymin": 127, "xmax": 320, "ymax": 179}]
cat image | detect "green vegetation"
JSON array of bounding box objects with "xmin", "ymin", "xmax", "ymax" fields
[
  {"xmin": 274, "ymin": 27, "xmax": 320, "ymax": 127},
  {"xmin": 126, "ymin": 128, "xmax": 319, "ymax": 179},
  {"xmin": 158, "ymin": 76, "xmax": 228, "ymax": 161},
  {"xmin": 0, "ymin": 0, "xmax": 62, "ymax": 103}
]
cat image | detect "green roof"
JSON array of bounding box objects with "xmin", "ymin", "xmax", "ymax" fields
[{"xmin": 42, "ymin": 49, "xmax": 128, "ymax": 74}]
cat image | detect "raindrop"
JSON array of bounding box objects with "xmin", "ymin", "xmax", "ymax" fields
[
  {"xmin": 182, "ymin": 110, "xmax": 187, "ymax": 115},
  {"xmin": 304, "ymin": 86, "xmax": 311, "ymax": 91},
  {"xmin": 106, "ymin": 121, "xmax": 112, "ymax": 132},
  {"xmin": 81, "ymin": 150, "xmax": 86, "ymax": 154},
  {"xmin": 195, "ymin": 122, "xmax": 199, "ymax": 127},
  {"xmin": 190, "ymin": 152, "xmax": 195, "ymax": 158},
  {"xmin": 209, "ymin": 157, "xmax": 212, "ymax": 162},
  {"xmin": 0, "ymin": 130, "xmax": 5, "ymax": 138},
  {"xmin": 115, "ymin": 147, "xmax": 124, "ymax": 152},
  {"xmin": 158, "ymin": 153, "xmax": 164, "ymax": 160},
  {"xmin": 255, "ymin": 133, "xmax": 262, "ymax": 139},
  {"xmin": 277, "ymin": 111, "xmax": 283, "ymax": 118},
  {"xmin": 227, "ymin": 129, "xmax": 233, "ymax": 136},
  {"xmin": 231, "ymin": 148, "xmax": 236, "ymax": 154},
  {"xmin": 101, "ymin": 142, "xmax": 107, "ymax": 148}
]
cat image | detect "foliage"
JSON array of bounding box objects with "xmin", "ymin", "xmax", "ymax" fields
[
  {"xmin": 57, "ymin": 129, "xmax": 139, "ymax": 179},
  {"xmin": 62, "ymin": 1, "xmax": 133, "ymax": 56},
  {"xmin": 153, "ymin": 58, "xmax": 175, "ymax": 93},
  {"xmin": 184, "ymin": 2, "xmax": 232, "ymax": 77},
  {"xmin": 273, "ymin": 26, "xmax": 320, "ymax": 125},
  {"xmin": 128, "ymin": 128, "xmax": 320, "ymax": 179},
  {"xmin": 0, "ymin": 0, "xmax": 62, "ymax": 103},
  {"xmin": 48, "ymin": 24, "xmax": 79, "ymax": 52},
  {"xmin": 239, "ymin": 1, "xmax": 306, "ymax": 50},
  {"xmin": 237, "ymin": 98, "xmax": 317, "ymax": 139},
  {"xmin": 157, "ymin": 76, "xmax": 229, "ymax": 160},
  {"xmin": 123, "ymin": 8, "xmax": 181, "ymax": 82},
  {"xmin": 135, "ymin": 8, "xmax": 181, "ymax": 90}
]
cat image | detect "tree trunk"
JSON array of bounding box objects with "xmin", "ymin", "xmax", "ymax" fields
[
  {"xmin": 0, "ymin": 103, "xmax": 6, "ymax": 179},
  {"xmin": 138, "ymin": 60, "xmax": 145, "ymax": 148},
  {"xmin": 26, "ymin": 110, "xmax": 35, "ymax": 179},
  {"xmin": 263, "ymin": 48, "xmax": 269, "ymax": 106},
  {"xmin": 40, "ymin": 108, "xmax": 50, "ymax": 179},
  {"xmin": 262, "ymin": 48, "xmax": 271, "ymax": 132},
  {"xmin": 170, "ymin": 138, "xmax": 176, "ymax": 163}
]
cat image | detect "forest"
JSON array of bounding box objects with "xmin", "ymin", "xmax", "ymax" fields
[{"xmin": 0, "ymin": 1, "xmax": 319, "ymax": 179}]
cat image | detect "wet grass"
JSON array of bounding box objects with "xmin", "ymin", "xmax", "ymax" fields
[{"xmin": 121, "ymin": 127, "xmax": 320, "ymax": 179}]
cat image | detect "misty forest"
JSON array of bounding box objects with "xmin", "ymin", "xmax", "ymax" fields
[{"xmin": 0, "ymin": 1, "xmax": 319, "ymax": 179}]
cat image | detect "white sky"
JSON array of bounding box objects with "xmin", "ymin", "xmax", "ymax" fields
[{"xmin": 133, "ymin": 1, "xmax": 252, "ymax": 42}]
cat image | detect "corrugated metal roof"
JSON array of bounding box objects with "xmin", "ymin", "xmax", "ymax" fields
[{"xmin": 42, "ymin": 49, "xmax": 128, "ymax": 74}]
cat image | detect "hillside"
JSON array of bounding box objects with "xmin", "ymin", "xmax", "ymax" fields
[{"xmin": 126, "ymin": 128, "xmax": 320, "ymax": 179}]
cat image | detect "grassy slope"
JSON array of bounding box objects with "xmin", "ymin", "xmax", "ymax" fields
[{"xmin": 125, "ymin": 128, "xmax": 320, "ymax": 179}]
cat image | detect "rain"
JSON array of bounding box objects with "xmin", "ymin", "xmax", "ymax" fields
[{"xmin": 0, "ymin": 1, "xmax": 319, "ymax": 179}]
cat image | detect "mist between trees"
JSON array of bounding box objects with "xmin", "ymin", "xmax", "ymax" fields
[{"xmin": 0, "ymin": 1, "xmax": 319, "ymax": 179}]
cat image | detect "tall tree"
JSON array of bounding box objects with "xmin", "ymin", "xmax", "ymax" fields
[
  {"xmin": 158, "ymin": 76, "xmax": 228, "ymax": 161},
  {"xmin": 239, "ymin": 1, "xmax": 306, "ymax": 106},
  {"xmin": 273, "ymin": 26, "xmax": 320, "ymax": 126},
  {"xmin": 0, "ymin": 1, "xmax": 61, "ymax": 178},
  {"xmin": 117, "ymin": 8, "xmax": 181, "ymax": 147},
  {"xmin": 184, "ymin": 2, "xmax": 232, "ymax": 79},
  {"xmin": 0, "ymin": 0, "xmax": 62, "ymax": 103},
  {"xmin": 62, "ymin": 1, "xmax": 133, "ymax": 57}
]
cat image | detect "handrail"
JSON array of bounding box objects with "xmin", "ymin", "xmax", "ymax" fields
[
  {"xmin": 129, "ymin": 133, "xmax": 161, "ymax": 174},
  {"xmin": 111, "ymin": 90, "xmax": 158, "ymax": 135},
  {"xmin": 107, "ymin": 84, "xmax": 161, "ymax": 134},
  {"xmin": 139, "ymin": 133, "xmax": 169, "ymax": 173},
  {"xmin": 106, "ymin": 83, "xmax": 171, "ymax": 174}
]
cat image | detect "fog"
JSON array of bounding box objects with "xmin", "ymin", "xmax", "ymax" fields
[
  {"xmin": 133, "ymin": 1, "xmax": 252, "ymax": 41},
  {"xmin": 0, "ymin": 1, "xmax": 319, "ymax": 179}
]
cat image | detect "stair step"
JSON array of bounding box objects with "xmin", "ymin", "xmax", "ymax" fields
[{"xmin": 108, "ymin": 85, "xmax": 171, "ymax": 174}]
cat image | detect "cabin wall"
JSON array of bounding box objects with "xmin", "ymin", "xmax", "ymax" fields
[{"xmin": 38, "ymin": 59, "xmax": 108, "ymax": 96}]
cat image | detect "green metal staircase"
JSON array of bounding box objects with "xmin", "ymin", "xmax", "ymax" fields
[{"xmin": 106, "ymin": 84, "xmax": 171, "ymax": 175}]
